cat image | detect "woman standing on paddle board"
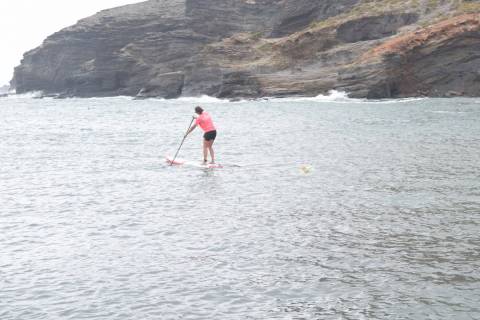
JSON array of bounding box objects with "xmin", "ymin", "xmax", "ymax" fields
[{"xmin": 185, "ymin": 106, "xmax": 217, "ymax": 164}]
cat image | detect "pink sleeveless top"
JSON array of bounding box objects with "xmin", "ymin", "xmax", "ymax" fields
[{"xmin": 195, "ymin": 112, "xmax": 216, "ymax": 132}]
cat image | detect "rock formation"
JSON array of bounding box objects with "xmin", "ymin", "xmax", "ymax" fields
[
  {"xmin": 11, "ymin": 0, "xmax": 480, "ymax": 99},
  {"xmin": 0, "ymin": 85, "xmax": 9, "ymax": 95}
]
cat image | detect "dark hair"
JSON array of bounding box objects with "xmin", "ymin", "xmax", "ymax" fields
[{"xmin": 195, "ymin": 106, "xmax": 203, "ymax": 114}]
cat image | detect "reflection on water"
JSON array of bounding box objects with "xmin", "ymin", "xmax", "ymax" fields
[{"xmin": 0, "ymin": 96, "xmax": 479, "ymax": 319}]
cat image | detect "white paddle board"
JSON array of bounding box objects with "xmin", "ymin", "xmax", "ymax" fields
[{"xmin": 165, "ymin": 156, "xmax": 223, "ymax": 169}]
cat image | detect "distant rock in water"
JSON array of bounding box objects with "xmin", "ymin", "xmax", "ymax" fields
[
  {"xmin": 0, "ymin": 84, "xmax": 10, "ymax": 95},
  {"xmin": 11, "ymin": 0, "xmax": 480, "ymax": 99}
]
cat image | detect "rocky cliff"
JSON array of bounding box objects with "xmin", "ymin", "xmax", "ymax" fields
[{"xmin": 11, "ymin": 0, "xmax": 480, "ymax": 99}]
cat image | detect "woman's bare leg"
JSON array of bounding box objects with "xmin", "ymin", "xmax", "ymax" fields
[
  {"xmin": 203, "ymin": 140, "xmax": 208, "ymax": 163},
  {"xmin": 206, "ymin": 139, "xmax": 215, "ymax": 163},
  {"xmin": 208, "ymin": 145, "xmax": 215, "ymax": 163}
]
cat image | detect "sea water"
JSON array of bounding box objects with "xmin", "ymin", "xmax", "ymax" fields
[{"xmin": 1, "ymin": 93, "xmax": 479, "ymax": 319}]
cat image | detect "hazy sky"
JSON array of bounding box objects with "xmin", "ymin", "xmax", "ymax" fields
[{"xmin": 0, "ymin": 0, "xmax": 146, "ymax": 86}]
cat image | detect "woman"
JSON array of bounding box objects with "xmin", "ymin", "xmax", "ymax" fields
[{"xmin": 185, "ymin": 106, "xmax": 217, "ymax": 164}]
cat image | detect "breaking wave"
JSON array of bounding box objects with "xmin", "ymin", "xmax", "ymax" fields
[
  {"xmin": 2, "ymin": 91, "xmax": 45, "ymax": 99},
  {"xmin": 0, "ymin": 90, "xmax": 430, "ymax": 105}
]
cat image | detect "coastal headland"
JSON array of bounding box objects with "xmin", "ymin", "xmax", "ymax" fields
[{"xmin": 11, "ymin": 0, "xmax": 480, "ymax": 99}]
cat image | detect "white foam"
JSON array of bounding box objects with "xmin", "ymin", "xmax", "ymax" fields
[
  {"xmin": 175, "ymin": 95, "xmax": 227, "ymax": 104},
  {"xmin": 0, "ymin": 90, "xmax": 430, "ymax": 104},
  {"xmin": 429, "ymin": 110, "xmax": 468, "ymax": 114},
  {"xmin": 82, "ymin": 95, "xmax": 134, "ymax": 101},
  {"xmin": 260, "ymin": 91, "xmax": 430, "ymax": 104},
  {"xmin": 3, "ymin": 91, "xmax": 45, "ymax": 99},
  {"xmin": 312, "ymin": 90, "xmax": 354, "ymax": 102},
  {"xmin": 370, "ymin": 97, "xmax": 427, "ymax": 104},
  {"xmin": 263, "ymin": 90, "xmax": 361, "ymax": 103}
]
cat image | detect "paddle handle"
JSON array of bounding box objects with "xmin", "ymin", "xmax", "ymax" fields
[{"xmin": 170, "ymin": 116, "xmax": 195, "ymax": 166}]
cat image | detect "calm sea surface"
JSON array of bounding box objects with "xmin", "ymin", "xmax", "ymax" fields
[{"xmin": 1, "ymin": 94, "xmax": 479, "ymax": 320}]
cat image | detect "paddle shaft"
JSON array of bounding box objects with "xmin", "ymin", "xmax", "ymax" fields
[{"xmin": 170, "ymin": 117, "xmax": 195, "ymax": 166}]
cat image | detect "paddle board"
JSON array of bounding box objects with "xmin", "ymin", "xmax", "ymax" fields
[{"xmin": 165, "ymin": 156, "xmax": 223, "ymax": 168}]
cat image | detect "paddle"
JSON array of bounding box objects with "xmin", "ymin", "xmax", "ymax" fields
[{"xmin": 170, "ymin": 116, "xmax": 195, "ymax": 166}]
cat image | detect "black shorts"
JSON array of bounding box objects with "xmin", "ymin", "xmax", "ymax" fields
[{"xmin": 203, "ymin": 130, "xmax": 217, "ymax": 141}]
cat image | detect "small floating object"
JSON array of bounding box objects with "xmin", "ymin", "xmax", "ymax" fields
[{"xmin": 300, "ymin": 165, "xmax": 313, "ymax": 174}]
